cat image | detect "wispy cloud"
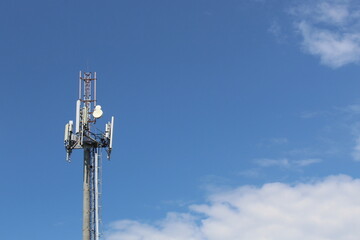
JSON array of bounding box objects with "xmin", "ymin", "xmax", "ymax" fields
[
  {"xmin": 300, "ymin": 110, "xmax": 329, "ymax": 119},
  {"xmin": 299, "ymin": 103, "xmax": 360, "ymax": 162},
  {"xmin": 339, "ymin": 104, "xmax": 360, "ymax": 161},
  {"xmin": 258, "ymin": 137, "xmax": 289, "ymax": 148},
  {"xmin": 290, "ymin": 0, "xmax": 360, "ymax": 68},
  {"xmin": 268, "ymin": 20, "xmax": 287, "ymax": 43},
  {"xmin": 291, "ymin": 0, "xmax": 352, "ymax": 26},
  {"xmin": 238, "ymin": 168, "xmax": 262, "ymax": 178},
  {"xmin": 106, "ymin": 175, "xmax": 360, "ymax": 240},
  {"xmin": 269, "ymin": 137, "xmax": 288, "ymax": 145},
  {"xmin": 285, "ymin": 147, "xmax": 320, "ymax": 157},
  {"xmin": 343, "ymin": 104, "xmax": 360, "ymax": 115},
  {"xmin": 254, "ymin": 158, "xmax": 290, "ymax": 167},
  {"xmin": 254, "ymin": 158, "xmax": 321, "ymax": 168},
  {"xmin": 294, "ymin": 158, "xmax": 322, "ymax": 166},
  {"xmin": 352, "ymin": 136, "xmax": 360, "ymax": 161}
]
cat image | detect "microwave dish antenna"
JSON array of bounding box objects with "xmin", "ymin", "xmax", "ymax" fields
[{"xmin": 93, "ymin": 105, "xmax": 103, "ymax": 119}]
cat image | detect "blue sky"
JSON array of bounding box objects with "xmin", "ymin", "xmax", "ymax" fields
[{"xmin": 2, "ymin": 0, "xmax": 360, "ymax": 239}]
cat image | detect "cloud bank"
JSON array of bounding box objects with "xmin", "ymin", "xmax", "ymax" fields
[
  {"xmin": 106, "ymin": 175, "xmax": 360, "ymax": 240},
  {"xmin": 291, "ymin": 0, "xmax": 360, "ymax": 68}
]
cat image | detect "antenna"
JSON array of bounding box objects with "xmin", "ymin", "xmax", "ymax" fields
[{"xmin": 64, "ymin": 71, "xmax": 114, "ymax": 240}]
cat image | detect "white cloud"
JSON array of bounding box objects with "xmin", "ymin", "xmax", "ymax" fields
[
  {"xmin": 298, "ymin": 22, "xmax": 360, "ymax": 67},
  {"xmin": 106, "ymin": 175, "xmax": 360, "ymax": 240},
  {"xmin": 297, "ymin": 0, "xmax": 351, "ymax": 25},
  {"xmin": 315, "ymin": 1, "xmax": 350, "ymax": 24},
  {"xmin": 291, "ymin": 0, "xmax": 360, "ymax": 68},
  {"xmin": 107, "ymin": 215, "xmax": 204, "ymax": 240}
]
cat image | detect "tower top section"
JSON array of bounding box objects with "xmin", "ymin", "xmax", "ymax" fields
[
  {"xmin": 79, "ymin": 71, "xmax": 97, "ymax": 125},
  {"xmin": 64, "ymin": 71, "xmax": 114, "ymax": 161}
]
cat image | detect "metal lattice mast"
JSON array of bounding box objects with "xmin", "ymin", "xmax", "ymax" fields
[{"xmin": 64, "ymin": 71, "xmax": 114, "ymax": 240}]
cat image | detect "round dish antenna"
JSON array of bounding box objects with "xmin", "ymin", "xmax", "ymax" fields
[{"xmin": 93, "ymin": 105, "xmax": 103, "ymax": 119}]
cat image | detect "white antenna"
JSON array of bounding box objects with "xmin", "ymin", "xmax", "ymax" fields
[
  {"xmin": 109, "ymin": 116, "xmax": 114, "ymax": 151},
  {"xmin": 64, "ymin": 71, "xmax": 114, "ymax": 240},
  {"xmin": 76, "ymin": 100, "xmax": 81, "ymax": 133}
]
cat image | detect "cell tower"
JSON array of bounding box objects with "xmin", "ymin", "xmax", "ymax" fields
[{"xmin": 64, "ymin": 71, "xmax": 114, "ymax": 240}]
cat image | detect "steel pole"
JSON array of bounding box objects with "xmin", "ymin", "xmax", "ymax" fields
[
  {"xmin": 94, "ymin": 151, "xmax": 99, "ymax": 240},
  {"xmin": 83, "ymin": 147, "xmax": 91, "ymax": 240}
]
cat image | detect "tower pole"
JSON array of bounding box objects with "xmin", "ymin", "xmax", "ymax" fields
[
  {"xmin": 94, "ymin": 149, "xmax": 100, "ymax": 240},
  {"xmin": 83, "ymin": 147, "xmax": 91, "ymax": 240}
]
